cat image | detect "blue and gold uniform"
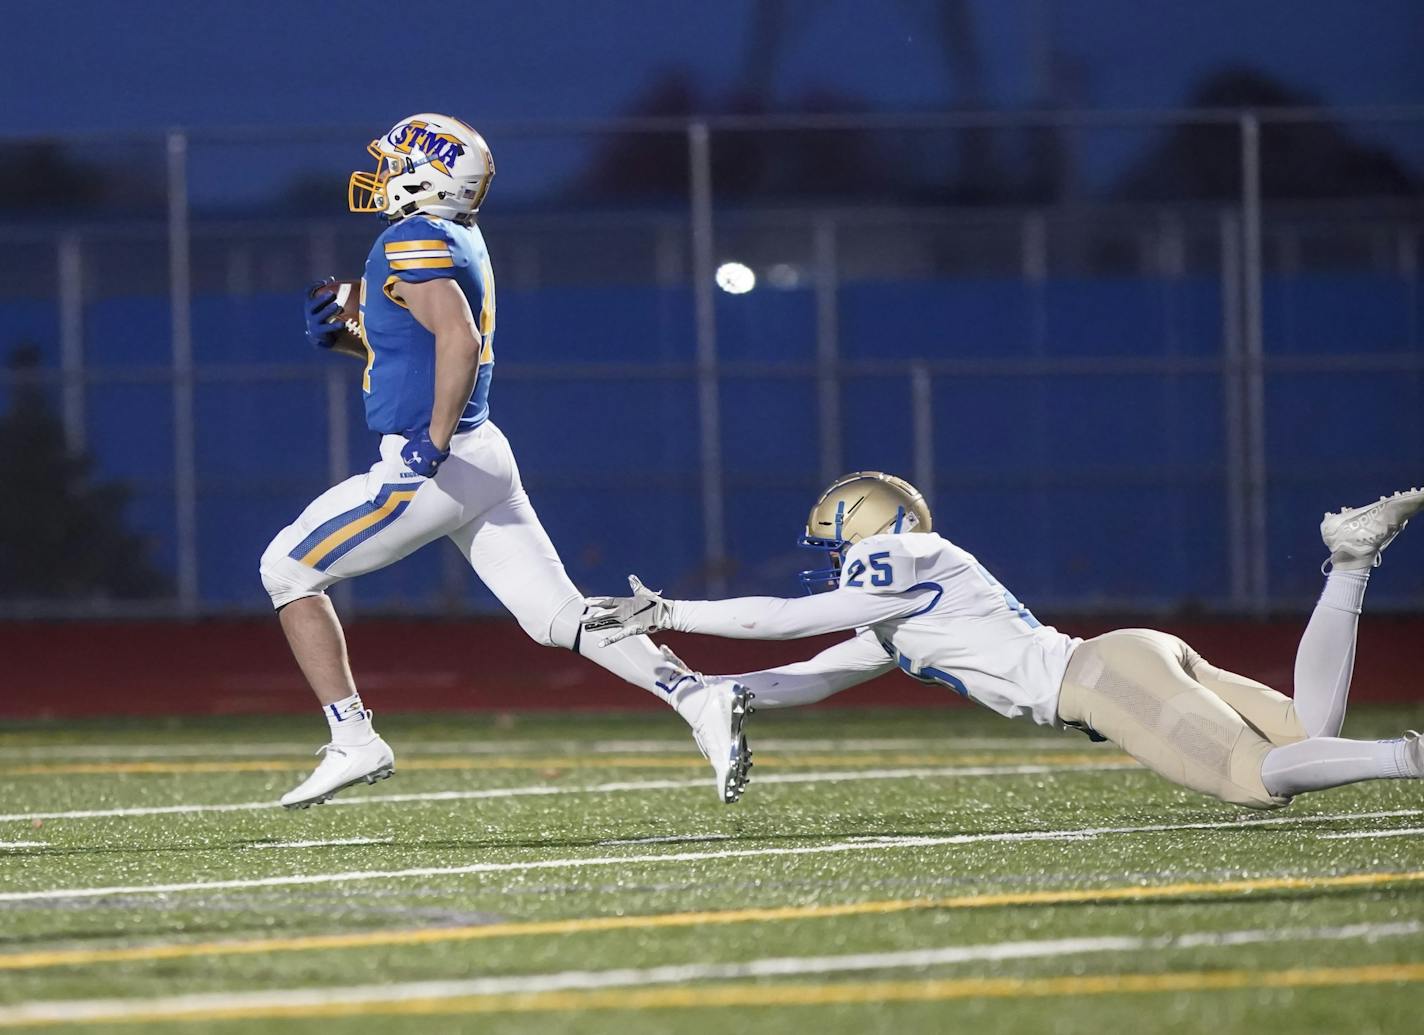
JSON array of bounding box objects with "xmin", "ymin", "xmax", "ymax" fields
[
  {"xmin": 265, "ymin": 115, "xmax": 732, "ymax": 811},
  {"xmin": 357, "ymin": 214, "xmax": 496, "ymax": 435}
]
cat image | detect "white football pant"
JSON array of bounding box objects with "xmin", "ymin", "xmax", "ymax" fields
[{"xmin": 260, "ymin": 422, "xmax": 683, "ymax": 694}]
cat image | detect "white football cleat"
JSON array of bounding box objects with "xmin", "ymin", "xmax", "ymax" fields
[
  {"xmin": 679, "ymin": 679, "xmax": 755, "ymax": 804},
  {"xmin": 280, "ymin": 735, "xmax": 395, "ymax": 809},
  {"xmin": 1320, "ymin": 487, "xmax": 1424, "ymax": 571}
]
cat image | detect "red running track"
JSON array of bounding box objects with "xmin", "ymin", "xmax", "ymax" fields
[{"xmin": 1, "ymin": 616, "xmax": 1421, "ymax": 719}]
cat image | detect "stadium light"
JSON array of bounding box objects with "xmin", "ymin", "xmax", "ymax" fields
[{"xmin": 715, "ymin": 261, "xmax": 756, "ymax": 294}]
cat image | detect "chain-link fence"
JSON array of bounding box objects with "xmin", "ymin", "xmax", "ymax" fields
[{"xmin": 2, "ymin": 107, "xmax": 1421, "ymax": 617}]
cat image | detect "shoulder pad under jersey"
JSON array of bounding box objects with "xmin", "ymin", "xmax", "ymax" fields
[
  {"xmin": 839, "ymin": 535, "xmax": 921, "ymax": 594},
  {"xmin": 381, "ymin": 216, "xmax": 464, "ymax": 282}
]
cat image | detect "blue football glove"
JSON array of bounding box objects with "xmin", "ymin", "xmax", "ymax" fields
[
  {"xmin": 304, "ymin": 278, "xmax": 343, "ymax": 350},
  {"xmin": 400, "ymin": 427, "xmax": 450, "ymax": 478}
]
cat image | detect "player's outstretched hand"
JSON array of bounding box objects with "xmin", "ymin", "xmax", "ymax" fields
[
  {"xmin": 304, "ymin": 278, "xmax": 344, "ymax": 350},
  {"xmin": 400, "ymin": 427, "xmax": 450, "ymax": 478},
  {"xmin": 584, "ymin": 575, "xmax": 672, "ymax": 646}
]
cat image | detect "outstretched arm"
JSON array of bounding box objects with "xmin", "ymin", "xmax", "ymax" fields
[
  {"xmin": 584, "ymin": 539, "xmax": 937, "ymax": 645},
  {"xmin": 664, "ymin": 584, "xmax": 934, "ymax": 640},
  {"xmin": 729, "ymin": 629, "xmax": 896, "ymax": 708}
]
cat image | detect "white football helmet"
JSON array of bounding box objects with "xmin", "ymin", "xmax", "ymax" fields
[{"xmin": 349, "ymin": 113, "xmax": 494, "ymax": 224}]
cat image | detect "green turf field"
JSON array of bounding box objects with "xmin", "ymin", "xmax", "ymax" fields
[{"xmin": 1, "ymin": 706, "xmax": 1422, "ymax": 1033}]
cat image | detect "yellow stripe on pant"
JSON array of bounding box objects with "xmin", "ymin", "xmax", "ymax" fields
[{"xmin": 298, "ymin": 488, "xmax": 419, "ymax": 569}]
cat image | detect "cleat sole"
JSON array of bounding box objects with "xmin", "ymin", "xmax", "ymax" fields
[
  {"xmin": 364, "ymin": 767, "xmax": 395, "ymax": 785},
  {"xmin": 720, "ymin": 687, "xmax": 755, "ymax": 805},
  {"xmin": 280, "ymin": 766, "xmax": 395, "ymax": 811},
  {"xmin": 723, "ymin": 691, "xmax": 757, "ymax": 802}
]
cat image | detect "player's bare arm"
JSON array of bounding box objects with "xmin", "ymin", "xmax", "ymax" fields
[{"xmin": 399, "ymin": 278, "xmax": 481, "ymax": 452}]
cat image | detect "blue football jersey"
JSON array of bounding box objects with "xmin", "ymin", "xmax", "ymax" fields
[{"xmin": 356, "ymin": 214, "xmax": 495, "ymax": 435}]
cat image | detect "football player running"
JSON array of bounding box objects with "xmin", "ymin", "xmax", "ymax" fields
[
  {"xmin": 261, "ymin": 114, "xmax": 751, "ymax": 809},
  {"xmin": 588, "ymin": 472, "xmax": 1424, "ymax": 809}
]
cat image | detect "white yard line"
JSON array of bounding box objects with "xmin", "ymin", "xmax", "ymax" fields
[
  {"xmin": 244, "ymin": 838, "xmax": 394, "ymax": 851},
  {"xmin": 2, "ymin": 808, "xmax": 1418, "ymax": 905},
  {"xmin": 1170, "ymin": 920, "xmax": 1422, "ymax": 948},
  {"xmin": 1319, "ymin": 827, "xmax": 1424, "ymax": 840},
  {"xmin": 0, "ymin": 919, "xmax": 1417, "ymax": 1027},
  {"xmin": 0, "ymin": 842, "xmax": 46, "ymax": 850},
  {"xmin": 0, "ymin": 763, "xmax": 1127, "ymax": 823},
  {"xmin": 0, "ymin": 736, "xmax": 1075, "ymax": 762}
]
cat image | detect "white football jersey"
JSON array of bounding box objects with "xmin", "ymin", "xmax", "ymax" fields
[{"xmin": 838, "ymin": 532, "xmax": 1079, "ymax": 725}]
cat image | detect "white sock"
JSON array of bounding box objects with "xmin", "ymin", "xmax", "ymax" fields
[
  {"xmin": 552, "ymin": 598, "xmax": 690, "ymax": 708},
  {"xmin": 1293, "ymin": 569, "xmax": 1369, "ymax": 737},
  {"xmin": 324, "ymin": 692, "xmax": 374, "ymax": 746},
  {"xmin": 582, "ymin": 630, "xmax": 695, "ymax": 706},
  {"xmin": 1260, "ymin": 736, "xmax": 1414, "ymax": 797}
]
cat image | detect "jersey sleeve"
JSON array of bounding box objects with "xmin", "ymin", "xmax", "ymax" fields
[
  {"xmin": 838, "ymin": 536, "xmax": 921, "ymax": 594},
  {"xmin": 666, "ymin": 583, "xmax": 933, "ymax": 640},
  {"xmin": 381, "ymin": 218, "xmax": 466, "ymax": 283},
  {"xmin": 726, "ymin": 629, "xmax": 895, "ymax": 708}
]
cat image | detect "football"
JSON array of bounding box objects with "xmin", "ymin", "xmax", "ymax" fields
[{"xmin": 309, "ymin": 279, "xmax": 366, "ymax": 360}]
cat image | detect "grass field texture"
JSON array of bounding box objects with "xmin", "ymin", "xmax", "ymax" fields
[{"xmin": 2, "ymin": 706, "xmax": 1422, "ymax": 1033}]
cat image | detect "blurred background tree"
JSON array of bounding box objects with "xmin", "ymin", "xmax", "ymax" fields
[
  {"xmin": 0, "ymin": 346, "xmax": 169, "ymax": 600},
  {"xmin": 1118, "ymin": 69, "xmax": 1421, "ymax": 201}
]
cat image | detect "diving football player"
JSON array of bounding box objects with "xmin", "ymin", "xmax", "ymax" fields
[
  {"xmin": 588, "ymin": 473, "xmax": 1424, "ymax": 809},
  {"xmin": 261, "ymin": 114, "xmax": 751, "ymax": 808}
]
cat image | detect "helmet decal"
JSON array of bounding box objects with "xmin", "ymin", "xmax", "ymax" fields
[
  {"xmin": 351, "ymin": 113, "xmax": 494, "ymax": 221},
  {"xmin": 386, "ymin": 120, "xmax": 466, "ymax": 176}
]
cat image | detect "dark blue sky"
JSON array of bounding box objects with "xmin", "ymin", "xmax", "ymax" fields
[
  {"xmin": 5, "ymin": 1, "xmax": 1420, "ymax": 133},
  {"xmin": 3, "ymin": 1, "xmax": 1421, "ymax": 205}
]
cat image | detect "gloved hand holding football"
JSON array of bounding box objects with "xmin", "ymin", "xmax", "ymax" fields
[{"xmin": 305, "ymin": 278, "xmax": 368, "ymax": 360}]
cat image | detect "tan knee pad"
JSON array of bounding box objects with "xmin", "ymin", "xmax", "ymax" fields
[
  {"xmin": 1167, "ymin": 705, "xmax": 1288, "ymax": 809},
  {"xmin": 1222, "ymin": 735, "xmax": 1291, "ymax": 810}
]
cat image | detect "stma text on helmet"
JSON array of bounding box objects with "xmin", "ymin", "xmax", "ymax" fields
[{"xmin": 386, "ymin": 120, "xmax": 466, "ymax": 176}]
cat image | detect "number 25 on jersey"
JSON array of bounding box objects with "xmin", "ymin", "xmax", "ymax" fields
[{"xmin": 845, "ymin": 551, "xmax": 894, "ymax": 588}]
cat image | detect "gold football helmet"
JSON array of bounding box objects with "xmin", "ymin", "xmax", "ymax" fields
[{"xmin": 798, "ymin": 471, "xmax": 932, "ymax": 592}]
